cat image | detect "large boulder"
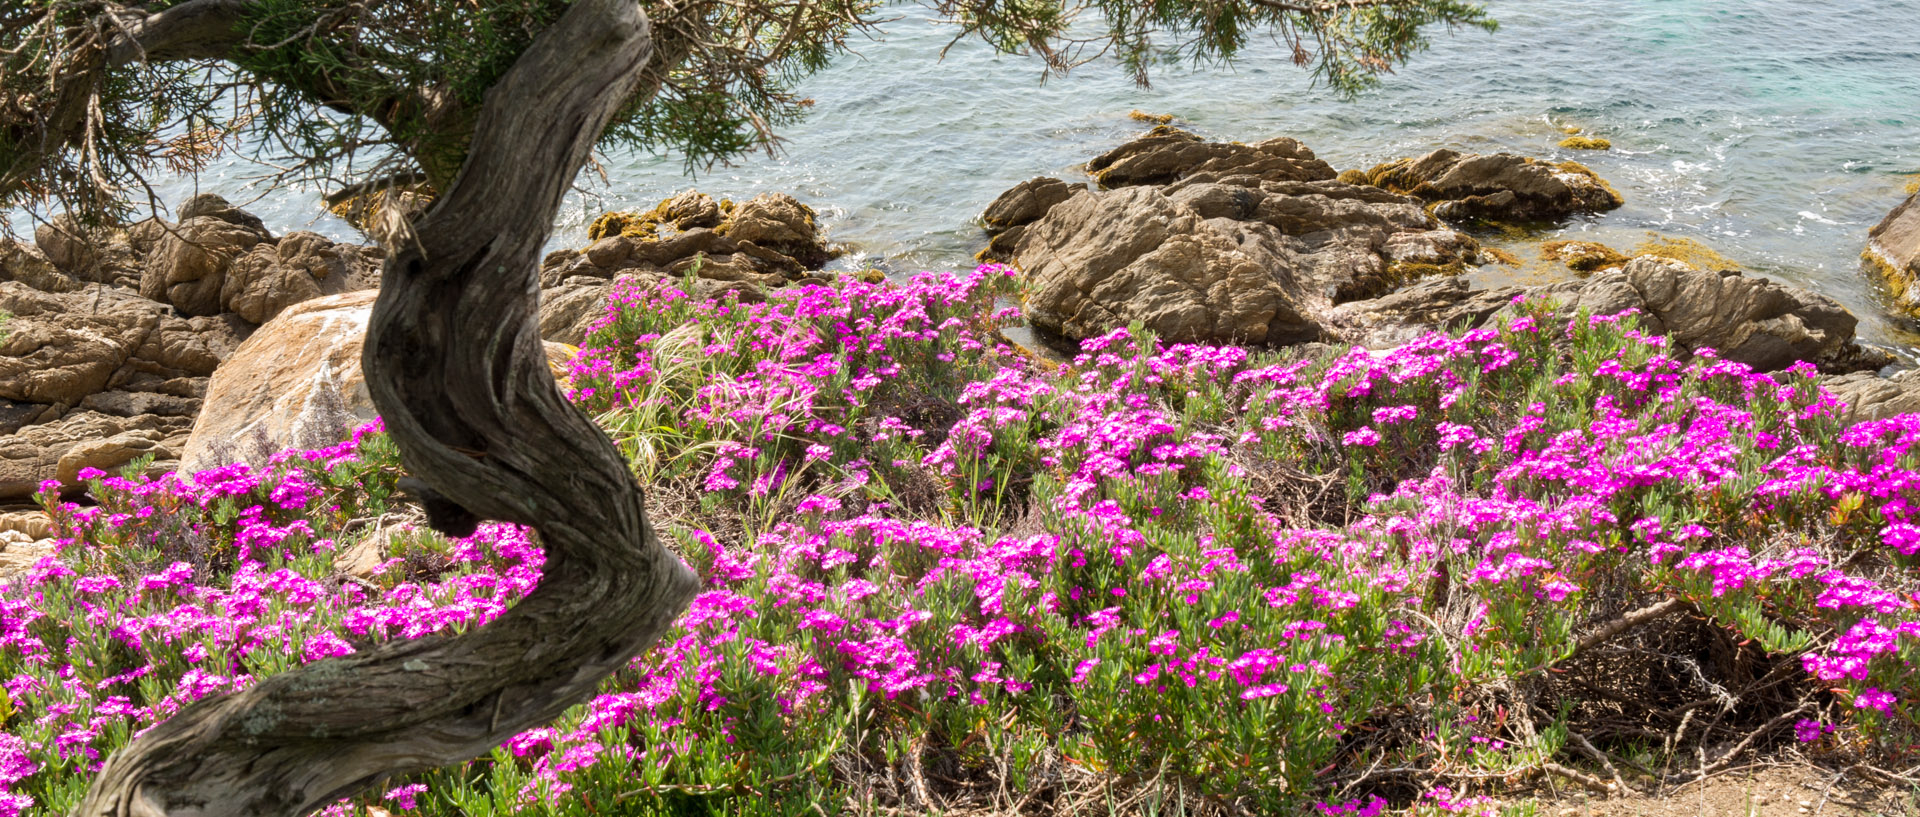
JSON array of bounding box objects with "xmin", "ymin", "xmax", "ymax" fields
[
  {"xmin": 1365, "ymin": 149, "xmax": 1623, "ymax": 223},
  {"xmin": 141, "ymin": 207, "xmax": 379, "ymax": 321},
  {"xmin": 725, "ymin": 192, "xmax": 828, "ymax": 265},
  {"xmin": 1624, "ymin": 256, "xmax": 1858, "ymax": 372},
  {"xmin": 1819, "ymin": 369, "xmax": 1920, "ymax": 423},
  {"xmin": 1014, "ymin": 187, "xmax": 1320, "ymax": 345},
  {"xmin": 1086, "ymin": 131, "xmax": 1337, "ymax": 189},
  {"xmin": 989, "ymin": 131, "xmax": 1484, "ymax": 345},
  {"xmin": 181, "ymin": 290, "xmax": 582, "ymax": 474},
  {"xmin": 34, "ymin": 214, "xmax": 143, "ymax": 288},
  {"xmin": 981, "ymin": 177, "xmax": 1081, "ymax": 230},
  {"xmin": 1865, "ymin": 191, "xmax": 1920, "ymax": 315}
]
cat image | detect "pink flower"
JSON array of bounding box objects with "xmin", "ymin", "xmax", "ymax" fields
[{"xmin": 1342, "ymin": 427, "xmax": 1381, "ymax": 447}]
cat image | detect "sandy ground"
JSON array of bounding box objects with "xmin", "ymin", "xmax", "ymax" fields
[{"xmin": 1534, "ymin": 766, "xmax": 1918, "ymax": 817}]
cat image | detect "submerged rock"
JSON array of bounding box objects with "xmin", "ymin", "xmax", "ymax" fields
[{"xmin": 1365, "ymin": 149, "xmax": 1623, "ymax": 223}]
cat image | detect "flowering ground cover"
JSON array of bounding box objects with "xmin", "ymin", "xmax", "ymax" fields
[{"xmin": 2, "ymin": 265, "xmax": 1917, "ymax": 816}]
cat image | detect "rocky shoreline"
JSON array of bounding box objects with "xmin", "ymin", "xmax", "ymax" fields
[
  {"xmin": 0, "ymin": 188, "xmax": 840, "ymax": 568},
  {"xmin": 4, "ymin": 129, "xmax": 1920, "ymax": 572},
  {"xmin": 981, "ymin": 127, "xmax": 1920, "ymax": 410}
]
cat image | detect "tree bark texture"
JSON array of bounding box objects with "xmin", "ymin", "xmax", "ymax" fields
[{"xmin": 73, "ymin": 2, "xmax": 701, "ymax": 815}]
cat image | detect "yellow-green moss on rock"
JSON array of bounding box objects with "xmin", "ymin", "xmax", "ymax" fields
[
  {"xmin": 1634, "ymin": 235, "xmax": 1739, "ymax": 270},
  {"xmin": 1478, "ymin": 246, "xmax": 1521, "ymax": 267},
  {"xmin": 1541, "ymin": 239, "xmax": 1628, "ymax": 272},
  {"xmin": 1558, "ymin": 136, "xmax": 1612, "ymax": 151}
]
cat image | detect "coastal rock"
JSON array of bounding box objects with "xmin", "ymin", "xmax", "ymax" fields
[
  {"xmin": 991, "ymin": 132, "xmax": 1483, "ymax": 344},
  {"xmin": 1330, "ymin": 254, "xmax": 1884, "ymax": 374},
  {"xmin": 0, "ymin": 511, "xmax": 52, "ymax": 541},
  {"xmin": 726, "ymin": 193, "xmax": 825, "ymax": 262},
  {"xmin": 1325, "ymin": 274, "xmax": 1640, "ymax": 349},
  {"xmin": 1365, "ymin": 149, "xmax": 1623, "ymax": 223},
  {"xmin": 80, "ymin": 388, "xmax": 203, "ymax": 418},
  {"xmin": 1016, "ymin": 187, "xmax": 1319, "ymax": 345},
  {"xmin": 0, "ymin": 270, "xmax": 256, "ymax": 497},
  {"xmin": 140, "ymin": 215, "xmax": 272, "ymax": 316},
  {"xmin": 662, "ymin": 190, "xmax": 724, "ymax": 230},
  {"xmin": 0, "ymin": 281, "xmax": 159, "ymax": 405},
  {"xmin": 55, "ymin": 428, "xmax": 174, "ymax": 484},
  {"xmin": 1819, "ymin": 369, "xmax": 1920, "ymax": 423},
  {"xmin": 178, "ymin": 193, "xmax": 269, "ymax": 234},
  {"xmin": 0, "ymin": 538, "xmax": 55, "ymax": 580},
  {"xmin": 177, "ymin": 290, "xmax": 385, "ymax": 474},
  {"xmin": 1865, "ymin": 191, "xmax": 1920, "ymax": 315},
  {"xmin": 1087, "ymin": 131, "xmax": 1336, "ymax": 189},
  {"xmin": 549, "ymin": 190, "xmax": 835, "ymax": 293},
  {"xmin": 981, "ymin": 177, "xmax": 1081, "ymax": 230},
  {"xmin": 1623, "ymin": 256, "xmax": 1858, "ymax": 372},
  {"xmin": 2, "ymin": 239, "xmax": 80, "ymax": 293},
  {"xmin": 0, "ymin": 410, "xmax": 187, "ymax": 499},
  {"xmin": 221, "ymin": 231, "xmax": 382, "ymax": 324},
  {"xmin": 34, "ymin": 215, "xmax": 142, "ymax": 288},
  {"xmin": 182, "ymin": 290, "xmax": 582, "ymax": 473},
  {"xmin": 0, "ymin": 400, "xmax": 61, "ymax": 436}
]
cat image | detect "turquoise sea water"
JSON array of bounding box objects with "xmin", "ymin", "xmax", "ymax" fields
[{"xmin": 10, "ymin": 0, "xmax": 1920, "ymax": 345}]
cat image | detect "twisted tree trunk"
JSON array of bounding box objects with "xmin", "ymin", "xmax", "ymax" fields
[{"xmin": 73, "ymin": 2, "xmax": 700, "ymax": 815}]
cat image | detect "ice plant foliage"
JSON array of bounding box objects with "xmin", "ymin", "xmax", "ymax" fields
[{"xmin": 2, "ymin": 266, "xmax": 1917, "ymax": 815}]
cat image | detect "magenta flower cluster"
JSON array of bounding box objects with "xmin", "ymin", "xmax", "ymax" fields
[{"xmin": 2, "ymin": 267, "xmax": 1916, "ymax": 815}]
